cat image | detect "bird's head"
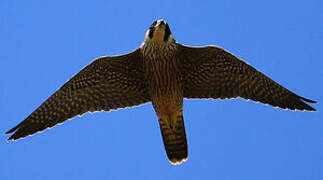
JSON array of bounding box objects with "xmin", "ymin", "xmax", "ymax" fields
[{"xmin": 144, "ymin": 19, "xmax": 174, "ymax": 44}]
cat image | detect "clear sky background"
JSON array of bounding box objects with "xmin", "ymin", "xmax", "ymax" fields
[{"xmin": 1, "ymin": 0, "xmax": 322, "ymax": 179}]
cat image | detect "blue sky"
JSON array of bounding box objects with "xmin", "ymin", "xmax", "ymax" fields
[{"xmin": 1, "ymin": 0, "xmax": 322, "ymax": 179}]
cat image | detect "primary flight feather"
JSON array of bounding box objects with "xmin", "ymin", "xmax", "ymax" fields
[{"xmin": 6, "ymin": 19, "xmax": 317, "ymax": 165}]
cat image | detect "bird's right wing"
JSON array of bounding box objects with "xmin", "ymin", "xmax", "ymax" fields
[
  {"xmin": 178, "ymin": 44, "xmax": 316, "ymax": 111},
  {"xmin": 6, "ymin": 49, "xmax": 150, "ymax": 140}
]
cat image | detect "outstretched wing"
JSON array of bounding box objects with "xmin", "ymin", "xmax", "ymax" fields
[
  {"xmin": 179, "ymin": 44, "xmax": 317, "ymax": 111},
  {"xmin": 6, "ymin": 49, "xmax": 150, "ymax": 140}
]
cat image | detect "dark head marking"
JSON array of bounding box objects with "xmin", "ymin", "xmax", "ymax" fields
[
  {"xmin": 148, "ymin": 20, "xmax": 157, "ymax": 39},
  {"xmin": 148, "ymin": 19, "xmax": 172, "ymax": 42},
  {"xmin": 159, "ymin": 20, "xmax": 165, "ymax": 25},
  {"xmin": 164, "ymin": 23, "xmax": 171, "ymax": 42}
]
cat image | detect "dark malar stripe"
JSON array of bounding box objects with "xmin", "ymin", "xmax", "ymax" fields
[{"xmin": 164, "ymin": 23, "xmax": 171, "ymax": 42}]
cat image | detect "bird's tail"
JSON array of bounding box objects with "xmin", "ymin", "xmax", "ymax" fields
[{"xmin": 158, "ymin": 113, "xmax": 188, "ymax": 165}]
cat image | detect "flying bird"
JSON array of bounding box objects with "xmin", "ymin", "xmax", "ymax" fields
[{"xmin": 6, "ymin": 19, "xmax": 317, "ymax": 165}]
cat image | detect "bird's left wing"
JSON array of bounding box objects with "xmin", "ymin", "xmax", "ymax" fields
[
  {"xmin": 178, "ymin": 44, "xmax": 316, "ymax": 111},
  {"xmin": 6, "ymin": 49, "xmax": 150, "ymax": 140}
]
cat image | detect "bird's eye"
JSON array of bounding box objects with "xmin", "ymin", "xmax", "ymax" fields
[
  {"xmin": 150, "ymin": 20, "xmax": 157, "ymax": 28},
  {"xmin": 159, "ymin": 20, "xmax": 165, "ymax": 25}
]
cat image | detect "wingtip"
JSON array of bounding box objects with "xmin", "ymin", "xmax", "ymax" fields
[
  {"xmin": 300, "ymin": 99, "xmax": 317, "ymax": 111},
  {"xmin": 5, "ymin": 126, "xmax": 18, "ymax": 135},
  {"xmin": 299, "ymin": 96, "xmax": 317, "ymax": 104},
  {"xmin": 5, "ymin": 122, "xmax": 22, "ymax": 140},
  {"xmin": 6, "ymin": 129, "xmax": 14, "ymax": 135},
  {"xmin": 306, "ymin": 107, "xmax": 316, "ymax": 112},
  {"xmin": 297, "ymin": 103, "xmax": 316, "ymax": 112},
  {"xmin": 6, "ymin": 131, "xmax": 19, "ymax": 141},
  {"xmin": 5, "ymin": 123, "xmax": 25, "ymax": 141},
  {"xmin": 7, "ymin": 136, "xmax": 15, "ymax": 141},
  {"xmin": 6, "ymin": 130, "xmax": 30, "ymax": 141}
]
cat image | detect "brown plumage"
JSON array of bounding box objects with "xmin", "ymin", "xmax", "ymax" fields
[
  {"xmin": 143, "ymin": 41, "xmax": 187, "ymax": 164},
  {"xmin": 6, "ymin": 19, "xmax": 317, "ymax": 165},
  {"xmin": 179, "ymin": 45, "xmax": 317, "ymax": 110},
  {"xmin": 6, "ymin": 50, "xmax": 150, "ymax": 140}
]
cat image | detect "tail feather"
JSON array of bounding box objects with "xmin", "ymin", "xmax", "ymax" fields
[{"xmin": 158, "ymin": 114, "xmax": 188, "ymax": 165}]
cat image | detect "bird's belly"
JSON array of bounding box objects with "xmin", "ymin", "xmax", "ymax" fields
[
  {"xmin": 153, "ymin": 93, "xmax": 181, "ymax": 114},
  {"xmin": 148, "ymin": 72, "xmax": 183, "ymax": 114},
  {"xmin": 145, "ymin": 57, "xmax": 183, "ymax": 114}
]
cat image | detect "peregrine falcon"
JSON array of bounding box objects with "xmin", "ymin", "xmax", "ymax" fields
[{"xmin": 6, "ymin": 19, "xmax": 317, "ymax": 165}]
